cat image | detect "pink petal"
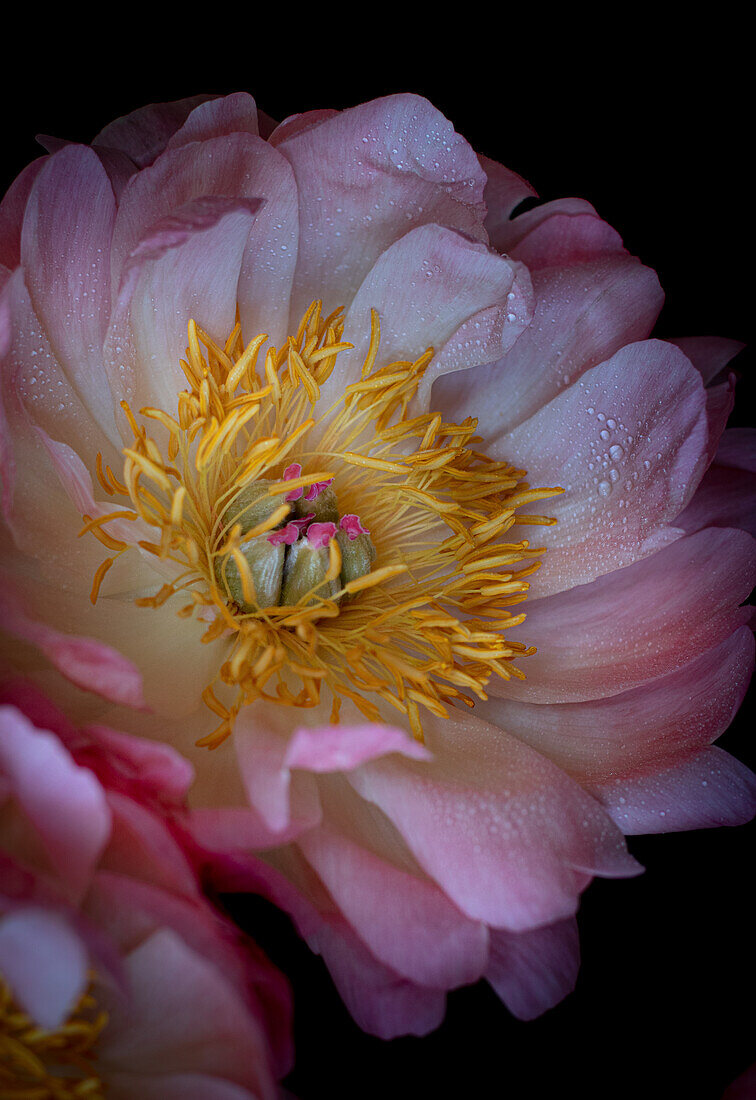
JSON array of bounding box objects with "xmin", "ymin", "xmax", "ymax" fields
[
  {"xmin": 0, "ymin": 705, "xmax": 111, "ymax": 895},
  {"xmin": 74, "ymin": 722, "xmax": 194, "ymax": 803},
  {"xmin": 0, "ymin": 587, "xmax": 146, "ymax": 708},
  {"xmin": 110, "ymin": 134, "xmax": 298, "ymax": 351},
  {"xmin": 106, "ymin": 1074, "xmax": 261, "ymax": 1100},
  {"xmin": 677, "ymin": 429, "xmax": 756, "ymax": 537},
  {"xmin": 669, "ymin": 335, "xmax": 745, "ymax": 384},
  {"xmin": 21, "ymin": 145, "xmax": 118, "ymax": 441},
  {"xmin": 0, "ymin": 907, "xmax": 88, "ymax": 1029},
  {"xmin": 479, "ymin": 154, "xmax": 538, "ymax": 248},
  {"xmin": 92, "ymin": 95, "xmax": 217, "ymax": 167},
  {"xmin": 503, "ymin": 339, "xmax": 709, "ymax": 597},
  {"xmin": 284, "ymin": 722, "xmax": 431, "ymax": 772},
  {"xmin": 234, "ymin": 713, "xmax": 321, "ymax": 835},
  {"xmin": 105, "ymin": 196, "xmax": 261, "ymax": 423},
  {"xmin": 481, "ymin": 627, "xmax": 754, "ymax": 784},
  {"xmin": 327, "ymin": 223, "xmax": 532, "ymax": 404},
  {"xmin": 273, "ymin": 93, "xmax": 488, "ymax": 319},
  {"xmin": 298, "ymin": 823, "xmax": 489, "ymax": 988},
  {"xmin": 433, "ymin": 255, "xmax": 663, "ymax": 439},
  {"xmin": 494, "ymin": 196, "xmax": 625, "ymax": 268},
  {"xmin": 591, "ymin": 747, "xmax": 756, "ymax": 834},
  {"xmin": 0, "ymin": 156, "xmax": 45, "ymax": 270},
  {"xmin": 100, "ymin": 791, "xmax": 198, "ymax": 897},
  {"xmin": 348, "ymin": 709, "xmax": 639, "ymax": 931},
  {"xmin": 499, "ymin": 527, "xmax": 755, "ymax": 704},
  {"xmin": 99, "ymin": 928, "xmax": 276, "ymax": 1098},
  {"xmin": 166, "ymin": 92, "xmax": 259, "ymax": 150},
  {"xmin": 486, "ymin": 917, "xmax": 579, "ymax": 1020}
]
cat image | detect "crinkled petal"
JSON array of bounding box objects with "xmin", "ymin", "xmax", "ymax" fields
[{"xmin": 499, "ymin": 527, "xmax": 755, "ymax": 703}]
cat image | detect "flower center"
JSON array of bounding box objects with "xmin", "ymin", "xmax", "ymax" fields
[
  {"xmin": 83, "ymin": 302, "xmax": 560, "ymax": 747},
  {"xmin": 0, "ymin": 975, "xmax": 107, "ymax": 1099}
]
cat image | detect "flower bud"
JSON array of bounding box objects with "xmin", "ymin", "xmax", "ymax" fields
[
  {"xmin": 216, "ymin": 535, "xmax": 285, "ymax": 611},
  {"xmin": 281, "ymin": 537, "xmax": 339, "ymax": 606},
  {"xmin": 337, "ymin": 529, "xmax": 377, "ymax": 589},
  {"xmin": 292, "ymin": 485, "xmax": 339, "ymax": 524},
  {"xmin": 223, "ymin": 479, "xmax": 288, "ymax": 535}
]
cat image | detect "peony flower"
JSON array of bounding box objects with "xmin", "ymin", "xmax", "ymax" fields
[
  {"xmin": 0, "ymin": 91, "xmax": 754, "ymax": 1036},
  {"xmin": 0, "ymin": 681, "xmax": 291, "ymax": 1097}
]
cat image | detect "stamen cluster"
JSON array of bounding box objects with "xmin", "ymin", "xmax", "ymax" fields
[{"xmin": 83, "ymin": 302, "xmax": 560, "ymax": 746}]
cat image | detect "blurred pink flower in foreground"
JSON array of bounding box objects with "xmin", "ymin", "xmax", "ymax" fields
[
  {"xmin": 0, "ymin": 683, "xmax": 290, "ymax": 1097},
  {"xmin": 0, "ymin": 91, "xmax": 754, "ymax": 1037}
]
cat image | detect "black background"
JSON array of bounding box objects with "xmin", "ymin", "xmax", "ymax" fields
[{"xmin": 1, "ymin": 22, "xmax": 752, "ymax": 1100}]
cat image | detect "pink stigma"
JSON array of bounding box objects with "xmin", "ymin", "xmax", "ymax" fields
[{"xmin": 339, "ymin": 514, "xmax": 369, "ymax": 540}]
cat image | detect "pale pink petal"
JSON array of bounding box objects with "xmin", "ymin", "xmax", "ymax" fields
[
  {"xmin": 234, "ymin": 714, "xmax": 321, "ymax": 835},
  {"xmin": 495, "ymin": 196, "xmax": 625, "ymax": 267},
  {"xmin": 105, "ymin": 197, "xmax": 260, "ymax": 423},
  {"xmin": 502, "ymin": 340, "xmax": 709, "ymax": 597},
  {"xmin": 479, "ymin": 154, "xmax": 537, "ymax": 247},
  {"xmin": 486, "ymin": 917, "xmax": 579, "ymax": 1020},
  {"xmin": 93, "ymin": 95, "xmax": 217, "ymax": 167},
  {"xmin": 591, "ymin": 747, "xmax": 756, "ymax": 834},
  {"xmin": 273, "ymin": 93, "xmax": 488, "ymax": 318},
  {"xmin": 481, "ymin": 627, "xmax": 754, "ymax": 784},
  {"xmin": 0, "ymin": 705, "xmax": 111, "ymax": 894},
  {"xmin": 669, "ymin": 335, "xmax": 745, "ymax": 384},
  {"xmin": 327, "ymin": 224, "xmax": 532, "ymax": 403},
  {"xmin": 0, "ymin": 586, "xmax": 146, "ymax": 708},
  {"xmin": 166, "ymin": 92, "xmax": 259, "ymax": 149},
  {"xmin": 298, "ymin": 823, "xmax": 488, "ymax": 987},
  {"xmin": 107, "ymin": 1074, "xmax": 260, "ymax": 1100},
  {"xmin": 110, "ymin": 134, "xmax": 298, "ymax": 353},
  {"xmin": 432, "ymin": 255, "xmax": 663, "ymax": 439},
  {"xmin": 0, "ymin": 907, "xmax": 88, "ymax": 1028},
  {"xmin": 267, "ymin": 108, "xmax": 339, "ymax": 145},
  {"xmin": 349, "ymin": 710, "xmax": 639, "ymax": 931},
  {"xmin": 499, "ymin": 527, "xmax": 755, "ymax": 704},
  {"xmin": 99, "ymin": 928, "xmax": 276, "ymax": 1099},
  {"xmin": 21, "ymin": 145, "xmax": 119, "ymax": 441},
  {"xmin": 188, "ymin": 807, "xmax": 318, "ymax": 851},
  {"xmin": 84, "ymin": 724, "xmax": 194, "ymax": 803}
]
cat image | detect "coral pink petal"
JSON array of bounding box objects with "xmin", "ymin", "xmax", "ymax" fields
[
  {"xmin": 84, "ymin": 723, "xmax": 194, "ymax": 802},
  {"xmin": 0, "ymin": 908, "xmax": 88, "ymax": 1029},
  {"xmin": 166, "ymin": 92, "xmax": 259, "ymax": 149},
  {"xmin": 273, "ymin": 93, "xmax": 487, "ymax": 318},
  {"xmin": 496, "ymin": 197, "xmax": 625, "ymax": 268},
  {"xmin": 432, "ymin": 255, "xmax": 663, "ymax": 438},
  {"xmin": 105, "ymin": 197, "xmax": 260, "ymax": 424},
  {"xmin": 298, "ymin": 823, "xmax": 488, "ymax": 987},
  {"xmin": 591, "ymin": 747, "xmax": 756, "ymax": 834},
  {"xmin": 486, "ymin": 917, "xmax": 579, "ymax": 1020},
  {"xmin": 111, "ymin": 134, "xmax": 298, "ymax": 352},
  {"xmin": 479, "ymin": 154, "xmax": 537, "ymax": 247},
  {"xmin": 0, "ymin": 705, "xmax": 111, "ymax": 894},
  {"xmin": 99, "ymin": 928, "xmax": 276, "ymax": 1098},
  {"xmin": 670, "ymin": 335, "xmax": 745, "ymax": 384},
  {"xmin": 349, "ymin": 710, "xmax": 639, "ymax": 932},
  {"xmin": 502, "ymin": 340, "xmax": 709, "ymax": 597},
  {"xmin": 328, "ymin": 223, "xmax": 531, "ymax": 402},
  {"xmin": 101, "ymin": 791, "xmax": 198, "ymax": 897},
  {"xmin": 500, "ymin": 527, "xmax": 756, "ymax": 704},
  {"xmin": 92, "ymin": 95, "xmax": 217, "ymax": 167},
  {"xmin": 21, "ymin": 145, "xmax": 118, "ymax": 439},
  {"xmin": 0, "ymin": 587, "xmax": 146, "ymax": 708},
  {"xmin": 482, "ymin": 627, "xmax": 754, "ymax": 785}
]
